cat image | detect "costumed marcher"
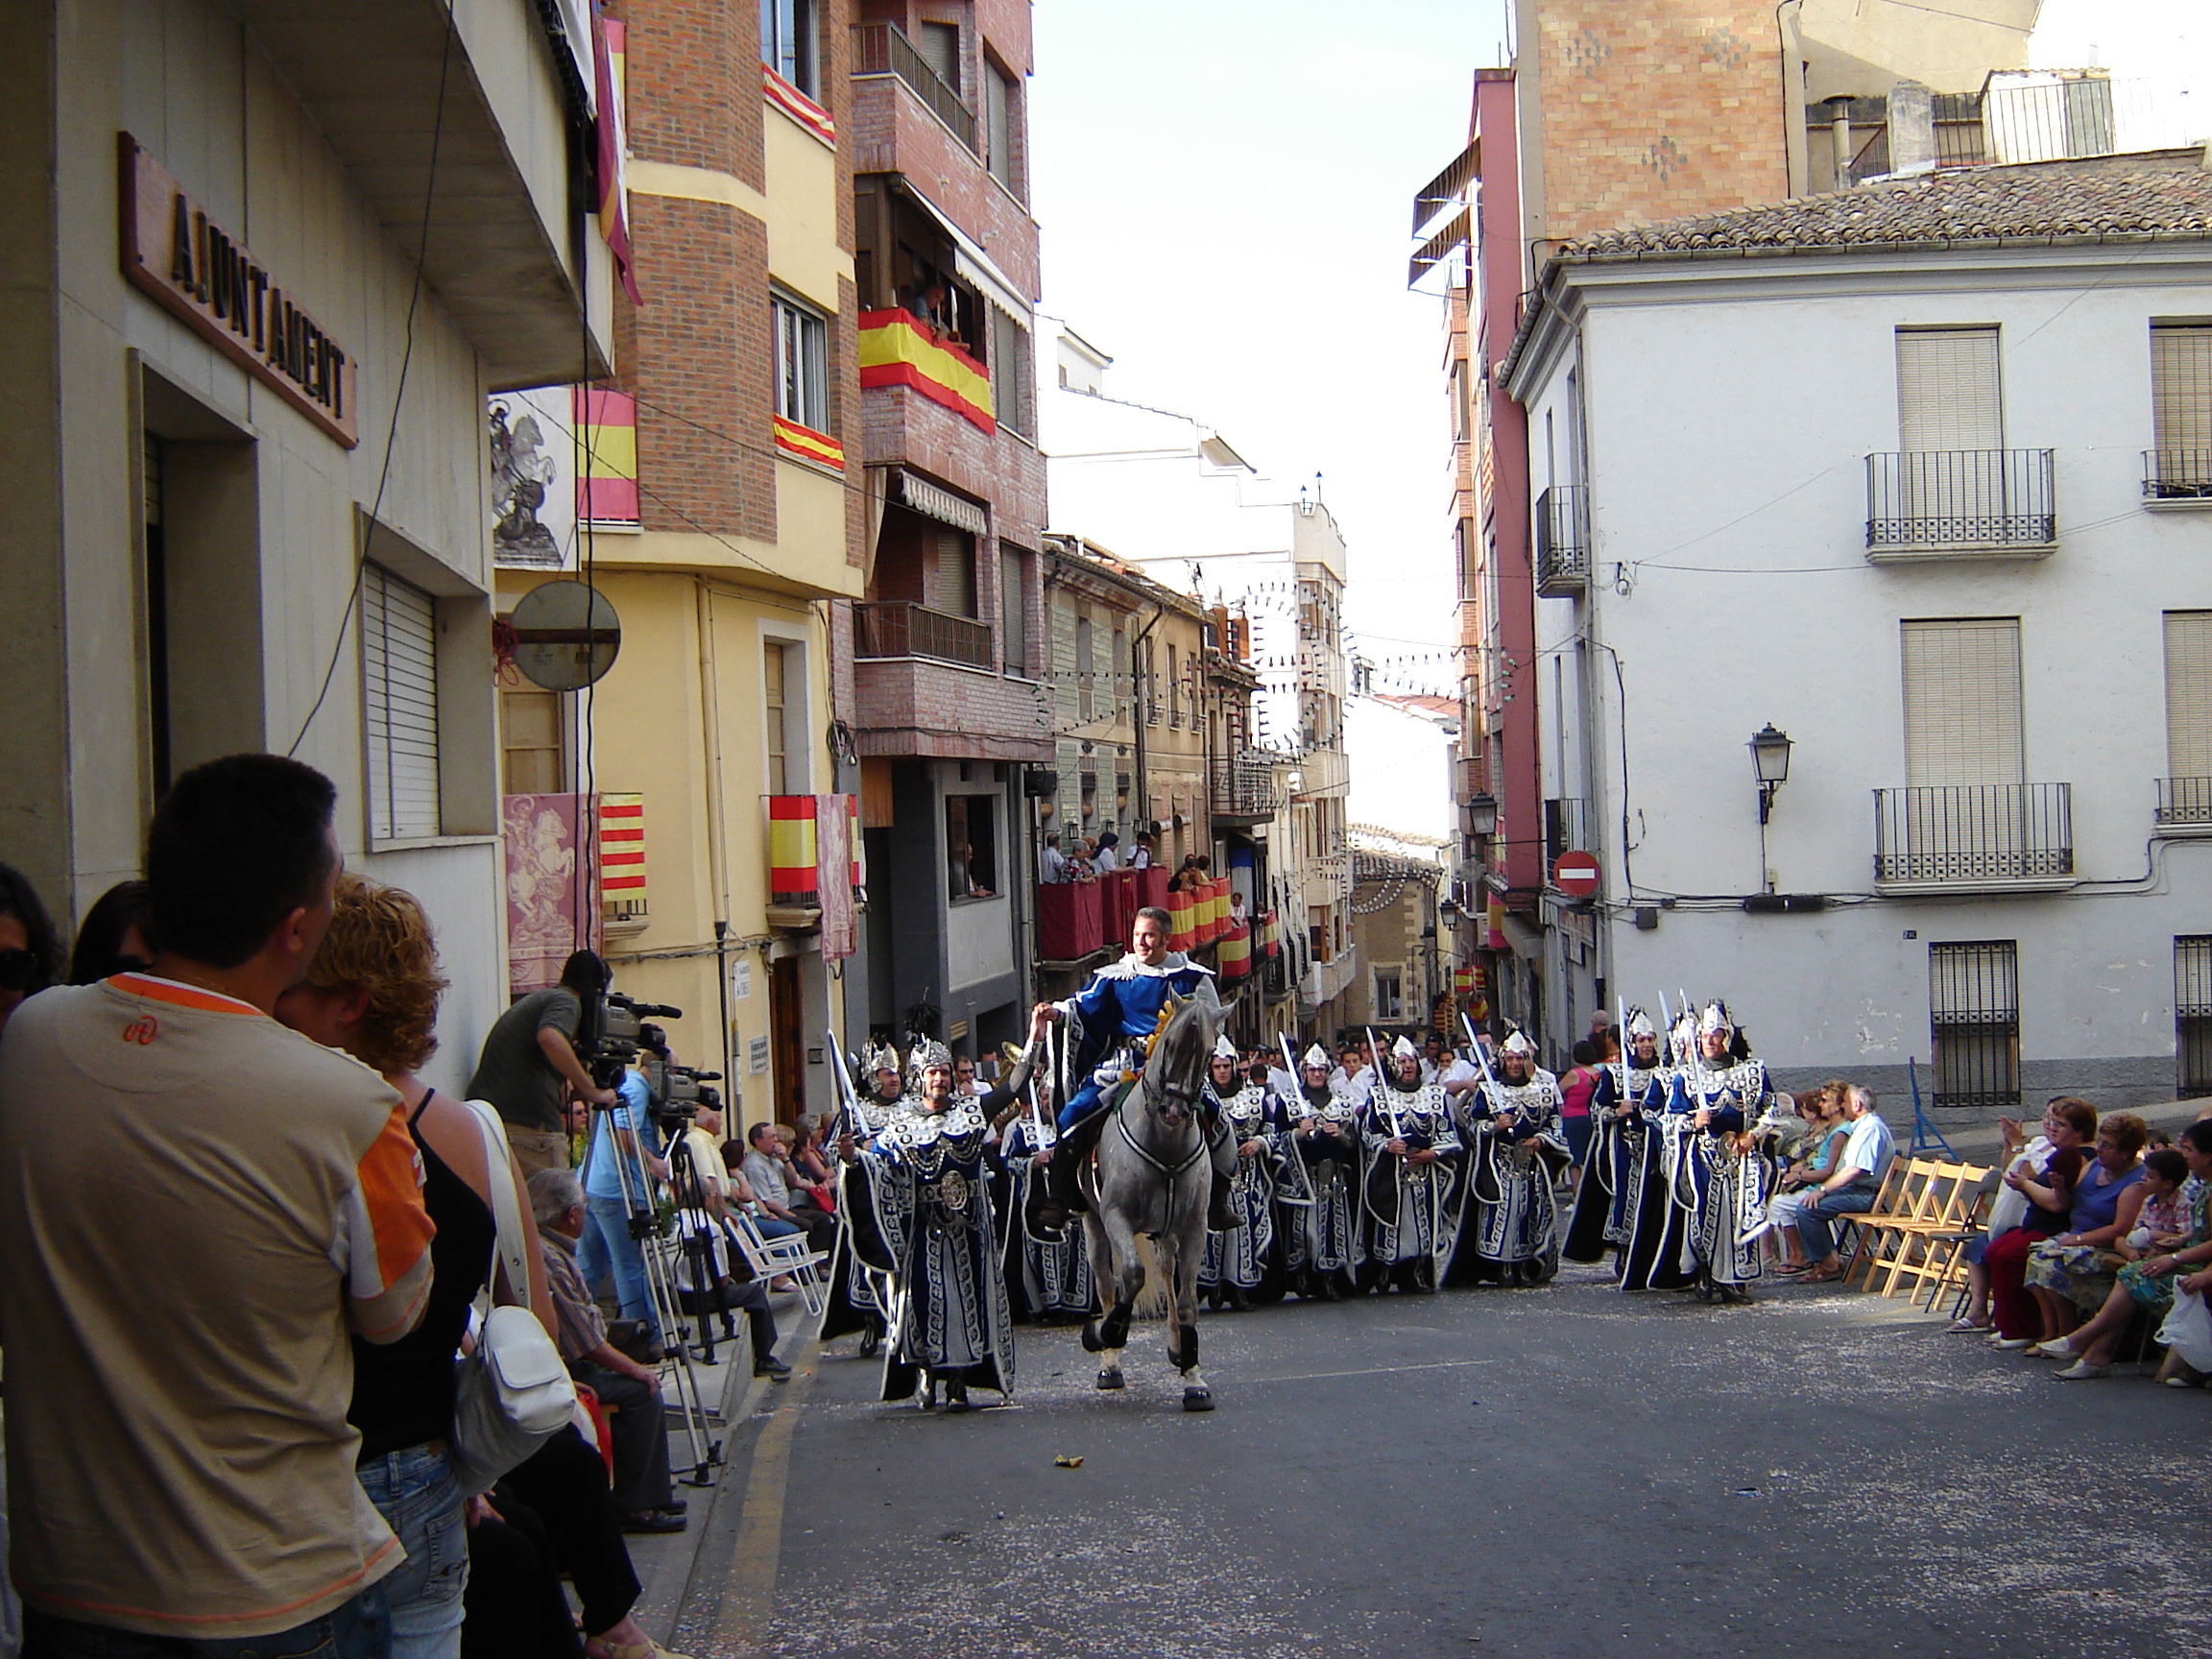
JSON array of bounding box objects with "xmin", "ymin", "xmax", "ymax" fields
[
  {"xmin": 1030, "ymin": 907, "xmax": 1232, "ymax": 1237},
  {"xmin": 820, "ymin": 1039, "xmax": 907, "ymax": 1357},
  {"xmin": 1199, "ymin": 1040, "xmax": 1288, "ymax": 1310},
  {"xmin": 1675, "ymin": 999, "xmax": 1777, "ymax": 1304},
  {"xmin": 838, "ymin": 1016, "xmax": 1045, "ymax": 1411},
  {"xmin": 1452, "ymin": 1029, "xmax": 1570, "ymax": 1286},
  {"xmin": 1285, "ymin": 1044, "xmax": 1364, "ymax": 1299},
  {"xmin": 1360, "ymin": 1036, "xmax": 1465, "ymax": 1293},
  {"xmin": 995, "ymin": 1069, "xmax": 1094, "ymax": 1325},
  {"xmin": 1564, "ymin": 1006, "xmax": 1684, "ymax": 1286}
]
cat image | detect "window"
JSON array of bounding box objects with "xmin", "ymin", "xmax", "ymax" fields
[
  {"xmin": 364, "ymin": 564, "xmax": 441, "ymax": 840},
  {"xmin": 984, "ymin": 58, "xmax": 1020, "ymax": 195},
  {"xmin": 926, "ymin": 528, "xmax": 975, "ymax": 616},
  {"xmin": 2151, "ymin": 322, "xmax": 2212, "ymax": 495},
  {"xmin": 947, "ymin": 793, "xmax": 998, "ymax": 900},
  {"xmin": 1076, "ymin": 613, "xmax": 1094, "ymax": 721},
  {"xmin": 987, "ymin": 308, "xmax": 1033, "ymax": 439},
  {"xmin": 1450, "ymin": 358, "xmax": 1470, "ymax": 443},
  {"xmin": 2177, "ymin": 936, "xmax": 2212, "ymax": 1097},
  {"xmin": 2166, "ymin": 613, "xmax": 2212, "ymax": 823},
  {"xmin": 1167, "ymin": 643, "xmax": 1181, "ymax": 727},
  {"xmin": 1901, "ymin": 617, "xmax": 2022, "ymax": 785},
  {"xmin": 1111, "ymin": 626, "xmax": 1126, "ymax": 719},
  {"xmin": 500, "ymin": 685, "xmax": 566, "ymax": 795},
  {"xmin": 764, "ymin": 641, "xmax": 791, "ymax": 795},
  {"xmin": 916, "ymin": 21, "xmax": 960, "ymax": 93},
  {"xmin": 759, "ymin": 0, "xmax": 817, "ymax": 95},
  {"xmin": 998, "ymin": 543, "xmax": 1028, "ymax": 675},
  {"xmin": 1374, "ymin": 969, "xmax": 1405, "ymax": 1022},
  {"xmin": 1929, "ymin": 941, "xmax": 2020, "ymax": 1109},
  {"xmin": 1896, "ymin": 325, "xmax": 2003, "ymax": 451},
  {"xmin": 773, "ymin": 294, "xmax": 830, "ymax": 434}
]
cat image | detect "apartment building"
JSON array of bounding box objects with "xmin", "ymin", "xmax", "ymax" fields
[
  {"xmin": 1505, "ymin": 149, "xmax": 2212, "ymax": 1107},
  {"xmin": 491, "ymin": 0, "xmax": 867, "ymax": 1126},
  {"xmin": 845, "ymin": 0, "xmax": 1052, "ymax": 1064},
  {"xmin": 0, "ymin": 0, "xmax": 614, "ymax": 1094}
]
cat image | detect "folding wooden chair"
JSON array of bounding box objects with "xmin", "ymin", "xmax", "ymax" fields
[
  {"xmin": 1875, "ymin": 1160, "xmax": 1992, "ymax": 1302},
  {"xmin": 729, "ymin": 1209, "xmax": 832, "ymax": 1318},
  {"xmin": 1911, "ymin": 1167, "xmax": 1999, "ymax": 1315},
  {"xmin": 1838, "ymin": 1158, "xmax": 1929, "ymax": 1288}
]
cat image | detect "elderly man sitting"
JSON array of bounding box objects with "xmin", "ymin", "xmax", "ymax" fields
[
  {"xmin": 529, "ymin": 1168, "xmax": 691, "ymax": 1534},
  {"xmin": 1768, "ymin": 1083, "xmax": 1894, "ymax": 1284}
]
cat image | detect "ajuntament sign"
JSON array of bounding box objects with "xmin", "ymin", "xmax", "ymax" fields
[{"xmin": 118, "ymin": 134, "xmax": 360, "ymax": 448}]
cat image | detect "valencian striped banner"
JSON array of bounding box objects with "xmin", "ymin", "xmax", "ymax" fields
[
  {"xmin": 574, "ymin": 388, "xmax": 640, "ymax": 526},
  {"xmin": 772, "ymin": 414, "xmax": 845, "ymax": 470},
  {"xmin": 598, "ymin": 793, "xmax": 645, "ymax": 897},
  {"xmin": 857, "ymin": 309, "xmax": 996, "ymax": 433}
]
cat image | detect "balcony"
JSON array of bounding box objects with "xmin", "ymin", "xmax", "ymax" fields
[
  {"xmin": 1872, "ymin": 783, "xmax": 2076, "ymax": 892},
  {"xmin": 2158, "ymin": 778, "xmax": 2212, "ymax": 833},
  {"xmin": 854, "ymin": 601, "xmax": 993, "ymax": 669},
  {"xmin": 1534, "ymin": 484, "xmax": 1588, "ymax": 596},
  {"xmin": 2145, "ymin": 448, "xmax": 2212, "ymax": 505},
  {"xmin": 851, "ymin": 22, "xmax": 976, "ymax": 151},
  {"xmin": 1865, "ymin": 450, "xmax": 2056, "ymax": 558},
  {"xmin": 1211, "ymin": 754, "xmax": 1282, "ymax": 827}
]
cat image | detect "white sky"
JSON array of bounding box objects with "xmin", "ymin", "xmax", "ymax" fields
[{"xmin": 1026, "ymin": 1, "xmax": 2208, "ymax": 693}]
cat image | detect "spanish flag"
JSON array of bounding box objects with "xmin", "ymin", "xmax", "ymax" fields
[
  {"xmin": 574, "ymin": 389, "xmax": 639, "ymax": 526},
  {"xmin": 772, "ymin": 414, "xmax": 845, "ymax": 470},
  {"xmin": 857, "ymin": 309, "xmax": 995, "ymax": 434}
]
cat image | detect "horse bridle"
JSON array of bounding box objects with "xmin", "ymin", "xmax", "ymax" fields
[{"xmin": 1113, "ymin": 1087, "xmax": 1209, "ymax": 1179}]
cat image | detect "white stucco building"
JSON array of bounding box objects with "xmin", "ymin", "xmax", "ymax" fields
[{"xmin": 1504, "ymin": 148, "xmax": 2212, "ymax": 1111}]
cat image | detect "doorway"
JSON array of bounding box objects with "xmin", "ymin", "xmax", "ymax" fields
[{"xmin": 770, "ymin": 956, "xmax": 805, "ymax": 1125}]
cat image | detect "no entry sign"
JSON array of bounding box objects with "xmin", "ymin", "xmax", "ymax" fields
[{"xmin": 1552, "ymin": 851, "xmax": 1601, "ymax": 899}]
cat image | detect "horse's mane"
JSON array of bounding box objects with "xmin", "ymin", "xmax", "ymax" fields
[{"xmin": 1149, "ymin": 996, "xmax": 1216, "ymax": 1083}]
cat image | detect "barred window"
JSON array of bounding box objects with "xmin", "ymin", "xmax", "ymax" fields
[
  {"xmin": 1929, "ymin": 940, "xmax": 2019, "ymax": 1109},
  {"xmin": 2176, "ymin": 936, "xmax": 2212, "ymax": 1098}
]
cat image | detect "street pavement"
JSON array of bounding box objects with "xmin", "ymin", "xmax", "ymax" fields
[{"xmin": 655, "ymin": 1259, "xmax": 2211, "ymax": 1659}]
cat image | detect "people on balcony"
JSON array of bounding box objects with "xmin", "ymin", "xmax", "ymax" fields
[
  {"xmin": 1038, "ymin": 831, "xmax": 1070, "ymax": 886},
  {"xmin": 1092, "ymin": 830, "xmax": 1120, "ymax": 873}
]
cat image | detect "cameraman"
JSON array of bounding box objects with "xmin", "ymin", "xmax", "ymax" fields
[
  {"xmin": 575, "ymin": 1053, "xmax": 670, "ymax": 1356},
  {"xmin": 468, "ymin": 950, "xmax": 618, "ymax": 1179}
]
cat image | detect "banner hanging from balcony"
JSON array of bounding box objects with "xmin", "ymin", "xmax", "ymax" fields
[
  {"xmin": 598, "ymin": 794, "xmax": 646, "ymax": 919},
  {"xmin": 576, "ymin": 388, "xmax": 641, "ymax": 527},
  {"xmin": 768, "ymin": 795, "xmax": 861, "ymax": 962},
  {"xmin": 595, "ymin": 16, "xmax": 641, "ymax": 305},
  {"xmin": 502, "ymin": 793, "xmax": 602, "ymax": 995},
  {"xmin": 857, "ymin": 308, "xmax": 996, "ymax": 433},
  {"xmin": 1217, "ymin": 919, "xmax": 1251, "ymax": 979},
  {"xmin": 772, "ymin": 414, "xmax": 845, "ymax": 470}
]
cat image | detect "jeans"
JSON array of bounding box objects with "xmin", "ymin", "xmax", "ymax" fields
[
  {"xmin": 1790, "ymin": 1182, "xmax": 1879, "ymax": 1263},
  {"xmin": 357, "ymin": 1444, "xmax": 467, "ymax": 1659},
  {"xmin": 754, "ymin": 1214, "xmax": 802, "ymax": 1242},
  {"xmin": 575, "ymin": 1193, "xmax": 661, "ymax": 1342},
  {"xmin": 24, "ymin": 1587, "xmax": 389, "ymax": 1659}
]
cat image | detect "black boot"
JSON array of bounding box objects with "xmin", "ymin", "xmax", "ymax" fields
[
  {"xmin": 1033, "ymin": 1117, "xmax": 1098, "ymax": 1237},
  {"xmin": 1207, "ymin": 1171, "xmax": 1237, "ymax": 1232}
]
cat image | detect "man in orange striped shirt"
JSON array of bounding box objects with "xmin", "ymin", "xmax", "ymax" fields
[{"xmin": 0, "ymin": 755, "xmax": 436, "ymax": 1656}]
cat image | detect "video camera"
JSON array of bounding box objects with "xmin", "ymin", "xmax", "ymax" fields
[
  {"xmin": 575, "ymin": 987, "xmax": 685, "ymax": 1092},
  {"xmin": 644, "ymin": 1042, "xmax": 722, "ymax": 1128}
]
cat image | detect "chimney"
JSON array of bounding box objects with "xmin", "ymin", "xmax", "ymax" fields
[{"xmin": 1888, "ymin": 80, "xmax": 1936, "ymax": 176}]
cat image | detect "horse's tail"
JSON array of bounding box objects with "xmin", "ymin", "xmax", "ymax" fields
[{"xmin": 1131, "ymin": 1233, "xmax": 1170, "ymax": 1320}]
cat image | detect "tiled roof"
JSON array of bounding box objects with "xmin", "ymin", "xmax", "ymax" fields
[{"xmin": 1562, "ymin": 150, "xmax": 2212, "ymax": 260}]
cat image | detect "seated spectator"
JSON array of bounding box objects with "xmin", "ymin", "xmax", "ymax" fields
[
  {"xmin": 788, "ymin": 1116, "xmax": 836, "ymax": 1211},
  {"xmin": 0, "ymin": 756, "xmax": 434, "ymax": 1652},
  {"xmin": 0, "ymin": 860, "xmax": 61, "ymax": 1041},
  {"xmin": 529, "ymin": 1169, "xmax": 686, "ymax": 1534},
  {"xmin": 277, "ymin": 873, "xmax": 558, "ymax": 1659},
  {"xmin": 1777, "ymin": 1083, "xmax": 1893, "ymax": 1284},
  {"xmin": 2120, "ymin": 1148, "xmax": 2193, "ymax": 1259},
  {"xmin": 1983, "ymin": 1098, "xmax": 2096, "ymax": 1346},
  {"xmin": 65, "ymin": 878, "xmax": 156, "ymax": 983},
  {"xmin": 661, "ymin": 1104, "xmax": 787, "ymax": 1379},
  {"xmin": 1767, "ymin": 1083, "xmax": 1850, "ymax": 1272},
  {"xmin": 2023, "ymin": 1112, "xmax": 2151, "ymax": 1347},
  {"xmin": 1950, "ymin": 1108, "xmax": 2060, "ymax": 1333},
  {"xmin": 2034, "ymin": 1118, "xmax": 2212, "ymax": 1379},
  {"xmin": 743, "ymin": 1119, "xmax": 837, "ymax": 1258}
]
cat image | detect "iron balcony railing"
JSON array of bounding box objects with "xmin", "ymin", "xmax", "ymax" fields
[
  {"xmin": 853, "ymin": 601, "xmax": 994, "ymax": 669},
  {"xmin": 2158, "ymin": 777, "xmax": 2212, "ymax": 827},
  {"xmin": 2145, "ymin": 448, "xmax": 2212, "ymax": 501},
  {"xmin": 1534, "ymin": 483, "xmax": 1589, "ymax": 595},
  {"xmin": 851, "ymin": 23, "xmax": 977, "ymax": 151},
  {"xmin": 1210, "ymin": 754, "xmax": 1282, "ymax": 821},
  {"xmin": 1872, "ymin": 782, "xmax": 2073, "ymax": 883},
  {"xmin": 1866, "ymin": 449, "xmax": 2056, "ymax": 551}
]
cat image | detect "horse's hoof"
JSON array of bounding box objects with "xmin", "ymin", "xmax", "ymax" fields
[
  {"xmin": 1183, "ymin": 1387, "xmax": 1214, "ymax": 1412},
  {"xmin": 1096, "ymin": 1367, "xmax": 1125, "ymax": 1391}
]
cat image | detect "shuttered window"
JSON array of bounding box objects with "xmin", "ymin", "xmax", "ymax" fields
[
  {"xmin": 984, "ymin": 60, "xmax": 1017, "ymax": 193},
  {"xmin": 2152, "ymin": 323, "xmax": 2212, "ymax": 454},
  {"xmin": 1901, "ymin": 617, "xmax": 2023, "ymax": 785},
  {"xmin": 365, "ymin": 565, "xmax": 440, "ymax": 840},
  {"xmin": 1897, "ymin": 326, "xmax": 2003, "ymax": 450},
  {"xmin": 917, "ymin": 21, "xmax": 959, "ymax": 91},
  {"xmin": 2165, "ymin": 612, "xmax": 2212, "ymax": 779},
  {"xmin": 927, "ymin": 528, "xmax": 974, "ymax": 616}
]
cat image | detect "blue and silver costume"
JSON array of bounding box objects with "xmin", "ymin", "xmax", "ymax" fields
[{"xmin": 1054, "ymin": 950, "xmax": 1221, "ymax": 1131}]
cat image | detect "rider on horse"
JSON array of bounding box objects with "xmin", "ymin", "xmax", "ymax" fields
[{"xmin": 1031, "ymin": 906, "xmax": 1237, "ymax": 1237}]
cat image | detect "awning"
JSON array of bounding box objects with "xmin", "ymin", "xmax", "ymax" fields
[
  {"xmin": 888, "ymin": 469, "xmax": 988, "ymax": 537},
  {"xmin": 892, "ymin": 177, "xmax": 1033, "ymax": 321}
]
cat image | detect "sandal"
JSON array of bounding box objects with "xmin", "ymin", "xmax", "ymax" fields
[
  {"xmin": 587, "ymin": 1639, "xmax": 693, "ymax": 1659},
  {"xmin": 1945, "ymin": 1316, "xmax": 1992, "ymax": 1334},
  {"xmin": 1799, "ymin": 1262, "xmax": 1845, "ymax": 1284}
]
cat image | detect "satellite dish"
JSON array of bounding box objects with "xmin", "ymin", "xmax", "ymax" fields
[{"xmin": 509, "ymin": 580, "xmax": 621, "ymax": 692}]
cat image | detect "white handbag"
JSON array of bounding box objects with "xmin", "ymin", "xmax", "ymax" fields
[
  {"xmin": 2158, "ymin": 1286, "xmax": 2212, "ymax": 1374},
  {"xmin": 450, "ymin": 1098, "xmax": 576, "ymax": 1496}
]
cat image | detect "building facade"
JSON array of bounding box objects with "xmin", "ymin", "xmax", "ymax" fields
[
  {"xmin": 1505, "ymin": 150, "xmax": 2212, "ymax": 1109},
  {"xmin": 845, "ymin": 0, "xmax": 1052, "ymax": 1065},
  {"xmin": 2, "ymin": 0, "xmax": 615, "ymax": 1096},
  {"xmin": 492, "ymin": 0, "xmax": 867, "ymax": 1128}
]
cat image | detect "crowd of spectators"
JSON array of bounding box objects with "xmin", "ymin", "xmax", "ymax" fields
[{"xmin": 0, "ymin": 753, "xmax": 813, "ymax": 1659}]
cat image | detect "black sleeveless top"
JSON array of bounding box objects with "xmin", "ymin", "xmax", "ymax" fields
[{"xmin": 350, "ymin": 1092, "xmax": 496, "ymax": 1460}]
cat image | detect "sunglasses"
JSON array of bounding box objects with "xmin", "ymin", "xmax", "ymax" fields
[{"xmin": 0, "ymin": 950, "xmax": 47, "ymax": 995}]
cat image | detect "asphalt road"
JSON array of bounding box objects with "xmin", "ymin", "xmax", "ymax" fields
[{"xmin": 664, "ymin": 1262, "xmax": 2212, "ymax": 1659}]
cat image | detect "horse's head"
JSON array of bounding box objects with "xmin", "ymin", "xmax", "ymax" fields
[{"xmin": 1142, "ymin": 994, "xmax": 1218, "ymax": 1131}]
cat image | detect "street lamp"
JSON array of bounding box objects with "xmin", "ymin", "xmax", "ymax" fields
[
  {"xmin": 1748, "ymin": 724, "xmax": 1792, "ymax": 824},
  {"xmin": 1464, "ymin": 792, "xmax": 1499, "ymax": 837}
]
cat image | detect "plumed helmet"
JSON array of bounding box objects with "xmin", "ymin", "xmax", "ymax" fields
[
  {"xmin": 1213, "ymin": 1033, "xmax": 1238, "ymax": 1062},
  {"xmin": 1303, "ymin": 1043, "xmax": 1331, "ymax": 1070},
  {"xmin": 1623, "ymin": 1006, "xmax": 1656, "ymax": 1041},
  {"xmin": 1500, "ymin": 1028, "xmax": 1534, "ymax": 1057},
  {"xmin": 863, "ymin": 1040, "xmax": 902, "ymax": 1079},
  {"xmin": 1696, "ymin": 999, "xmax": 1733, "ymax": 1037},
  {"xmin": 1391, "ymin": 1035, "xmax": 1420, "ymax": 1060},
  {"xmin": 907, "ymin": 1039, "xmax": 952, "ymax": 1085}
]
